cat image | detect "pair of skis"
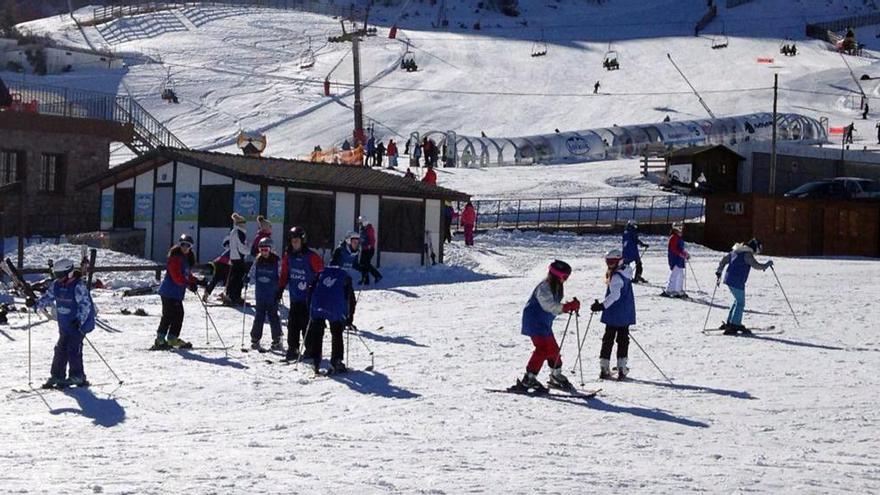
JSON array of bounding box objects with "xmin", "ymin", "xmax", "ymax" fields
[
  {"xmin": 487, "ymin": 380, "xmax": 602, "ymax": 400},
  {"xmin": 1, "ymin": 257, "xmax": 51, "ymax": 318}
]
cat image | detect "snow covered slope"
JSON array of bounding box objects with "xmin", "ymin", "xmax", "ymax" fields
[
  {"xmin": 15, "ymin": 0, "xmax": 880, "ymax": 165},
  {"xmin": 1, "ymin": 233, "xmax": 879, "ymax": 492}
]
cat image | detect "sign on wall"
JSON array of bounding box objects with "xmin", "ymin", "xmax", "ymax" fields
[
  {"xmin": 267, "ymin": 192, "xmax": 284, "ymax": 224},
  {"xmin": 175, "ymin": 192, "xmax": 199, "ymax": 221},
  {"xmin": 668, "ymin": 163, "xmax": 693, "ymax": 184},
  {"xmin": 100, "ymin": 195, "xmax": 114, "ymax": 223},
  {"xmin": 724, "ymin": 202, "xmax": 745, "ymax": 215},
  {"xmin": 234, "ymin": 191, "xmax": 261, "ymax": 219},
  {"xmin": 135, "ymin": 193, "xmax": 153, "ymax": 222}
]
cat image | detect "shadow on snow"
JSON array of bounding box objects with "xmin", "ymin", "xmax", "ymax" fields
[
  {"xmin": 171, "ymin": 349, "xmax": 250, "ymax": 369},
  {"xmin": 357, "ymin": 328, "xmax": 428, "ymax": 348},
  {"xmin": 625, "ymin": 378, "xmax": 756, "ymax": 400},
  {"xmin": 542, "ymin": 395, "xmax": 709, "ymax": 428},
  {"xmin": 329, "ymin": 369, "xmax": 420, "ymax": 400},
  {"xmin": 50, "ymin": 388, "xmax": 126, "ymax": 428}
]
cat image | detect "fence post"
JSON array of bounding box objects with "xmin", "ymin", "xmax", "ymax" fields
[
  {"xmin": 515, "ymin": 199, "xmax": 521, "ymax": 229},
  {"xmin": 557, "ymin": 199, "xmax": 562, "ymax": 228},
  {"xmin": 576, "ymin": 198, "xmax": 582, "ymax": 227},
  {"xmin": 666, "ymin": 196, "xmax": 672, "ymax": 224},
  {"xmin": 614, "ymin": 197, "xmax": 620, "ymax": 225},
  {"xmin": 682, "ymin": 195, "xmax": 689, "ymax": 223},
  {"xmin": 594, "ymin": 198, "xmax": 600, "ymax": 226},
  {"xmin": 496, "ymin": 200, "xmax": 501, "ymax": 228},
  {"xmin": 537, "ymin": 199, "xmax": 542, "ymax": 228},
  {"xmin": 648, "ymin": 196, "xmax": 655, "ymax": 225}
]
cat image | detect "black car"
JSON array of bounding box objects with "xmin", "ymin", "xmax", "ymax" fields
[{"xmin": 784, "ymin": 178, "xmax": 880, "ymax": 199}]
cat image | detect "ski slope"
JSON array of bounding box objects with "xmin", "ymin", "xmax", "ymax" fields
[
  {"xmin": 1, "ymin": 234, "xmax": 879, "ymax": 492},
  {"xmin": 15, "ymin": 0, "xmax": 880, "ymax": 167}
]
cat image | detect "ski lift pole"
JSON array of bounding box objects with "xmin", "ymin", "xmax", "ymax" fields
[{"xmin": 666, "ymin": 53, "xmax": 715, "ymax": 118}]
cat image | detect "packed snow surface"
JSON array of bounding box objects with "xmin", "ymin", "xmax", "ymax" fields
[{"xmin": 1, "ymin": 231, "xmax": 879, "ymax": 493}]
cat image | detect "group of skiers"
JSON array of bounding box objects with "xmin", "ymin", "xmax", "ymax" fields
[
  {"xmin": 517, "ymin": 220, "xmax": 775, "ymax": 391},
  {"xmin": 343, "ymin": 135, "xmax": 450, "ymax": 171}
]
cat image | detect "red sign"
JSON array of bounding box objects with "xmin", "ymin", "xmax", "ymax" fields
[{"xmin": 757, "ymin": 57, "xmax": 775, "ymax": 64}]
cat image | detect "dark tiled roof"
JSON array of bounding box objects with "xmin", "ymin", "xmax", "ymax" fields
[
  {"xmin": 80, "ymin": 147, "xmax": 470, "ymax": 201},
  {"xmin": 665, "ymin": 144, "xmax": 744, "ymax": 160}
]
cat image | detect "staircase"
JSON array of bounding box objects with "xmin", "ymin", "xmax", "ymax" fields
[{"xmin": 4, "ymin": 80, "xmax": 186, "ymax": 155}]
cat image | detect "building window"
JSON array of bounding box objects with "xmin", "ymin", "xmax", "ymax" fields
[
  {"xmin": 0, "ymin": 150, "xmax": 22, "ymax": 185},
  {"xmin": 285, "ymin": 192, "xmax": 334, "ymax": 249},
  {"xmin": 379, "ymin": 199, "xmax": 425, "ymax": 253},
  {"xmin": 39, "ymin": 153, "xmax": 65, "ymax": 193},
  {"xmin": 114, "ymin": 188, "xmax": 135, "ymax": 229},
  {"xmin": 199, "ymin": 184, "xmax": 234, "ymax": 228}
]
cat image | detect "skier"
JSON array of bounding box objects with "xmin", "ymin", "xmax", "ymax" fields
[
  {"xmin": 304, "ymin": 263, "xmax": 355, "ymax": 373},
  {"xmin": 375, "ymin": 141, "xmax": 386, "ymax": 168},
  {"xmin": 28, "ymin": 259, "xmax": 96, "ymax": 388},
  {"xmin": 461, "ymin": 201, "xmax": 477, "ymax": 246},
  {"xmin": 279, "ymin": 226, "xmax": 324, "ymax": 360},
  {"xmin": 404, "ymin": 168, "xmax": 416, "ymax": 180},
  {"xmin": 593, "ymin": 80, "xmax": 600, "ymax": 94},
  {"xmin": 250, "ymin": 215, "xmax": 272, "ymax": 257},
  {"xmin": 203, "ymin": 243, "xmax": 230, "ymax": 302},
  {"xmin": 442, "ymin": 203, "xmax": 456, "ymax": 244},
  {"xmin": 341, "ymin": 139, "xmax": 351, "ymax": 151},
  {"xmin": 357, "ymin": 218, "xmax": 382, "ymax": 285},
  {"xmin": 411, "ymin": 140, "xmax": 422, "ymax": 168},
  {"xmin": 153, "ymin": 234, "xmax": 201, "ymax": 350},
  {"xmin": 386, "ymin": 139, "xmax": 399, "ymax": 169},
  {"xmin": 622, "ymin": 220, "xmax": 649, "ymax": 283},
  {"xmin": 845, "ymin": 122, "xmax": 856, "ymax": 144},
  {"xmin": 517, "ymin": 260, "xmax": 580, "ymax": 391},
  {"xmin": 714, "ymin": 238, "xmax": 773, "ymax": 335},
  {"xmin": 365, "ymin": 135, "xmax": 375, "ymax": 167},
  {"xmin": 662, "ymin": 223, "xmax": 689, "ymax": 298},
  {"xmin": 422, "ymin": 167, "xmax": 437, "ymax": 185},
  {"xmin": 224, "ymin": 213, "xmax": 249, "ymax": 305},
  {"xmin": 590, "ymin": 249, "xmax": 636, "ymax": 380},
  {"xmin": 332, "ymin": 231, "xmax": 362, "ymax": 278},
  {"xmin": 246, "ymin": 237, "xmax": 284, "ymax": 351},
  {"xmin": 863, "ymin": 101, "xmax": 870, "ymax": 120}
]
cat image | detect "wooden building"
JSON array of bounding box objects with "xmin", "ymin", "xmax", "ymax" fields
[
  {"xmin": 665, "ymin": 145, "xmax": 744, "ymax": 193},
  {"xmin": 78, "ymin": 148, "xmax": 470, "ymax": 266},
  {"xmin": 704, "ymin": 194, "xmax": 880, "ymax": 257}
]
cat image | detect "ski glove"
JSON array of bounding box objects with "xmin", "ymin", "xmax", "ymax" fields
[
  {"xmin": 188, "ymin": 282, "xmax": 198, "ymax": 293},
  {"xmin": 562, "ymin": 298, "xmax": 580, "ymax": 314},
  {"xmin": 590, "ymin": 300, "xmax": 605, "ymax": 313},
  {"xmin": 715, "ymin": 272, "xmax": 722, "ymax": 286},
  {"xmin": 25, "ymin": 297, "xmax": 35, "ymax": 308},
  {"xmin": 764, "ymin": 260, "xmax": 774, "ymax": 270}
]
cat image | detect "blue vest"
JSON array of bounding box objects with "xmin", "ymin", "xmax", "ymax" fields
[
  {"xmin": 310, "ymin": 267, "xmax": 350, "ymax": 323},
  {"xmin": 622, "ymin": 227, "xmax": 640, "ymax": 263},
  {"xmin": 668, "ymin": 236, "xmax": 686, "ymax": 269},
  {"xmin": 54, "ymin": 277, "xmax": 95, "ymax": 334},
  {"xmin": 521, "ymin": 281, "xmax": 560, "ymax": 337},
  {"xmin": 601, "ymin": 272, "xmax": 636, "ymax": 327},
  {"xmin": 158, "ymin": 253, "xmax": 191, "ymax": 301},
  {"xmin": 724, "ymin": 250, "xmax": 752, "ymax": 290},
  {"xmin": 286, "ymin": 250, "xmax": 319, "ymax": 303},
  {"xmin": 253, "ymin": 255, "xmax": 280, "ymax": 305}
]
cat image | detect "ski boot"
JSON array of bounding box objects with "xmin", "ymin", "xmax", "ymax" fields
[
  {"xmin": 616, "ymin": 358, "xmax": 629, "ymax": 381},
  {"xmin": 41, "ymin": 377, "xmax": 66, "ymax": 389},
  {"xmin": 66, "ymin": 376, "xmax": 90, "ymax": 388},
  {"xmin": 150, "ymin": 336, "xmax": 171, "ymax": 351},
  {"xmin": 721, "ymin": 322, "xmax": 738, "ymax": 335},
  {"xmin": 516, "ymin": 372, "xmax": 547, "ymax": 393},
  {"xmin": 736, "ymin": 325, "xmax": 752, "ymax": 335},
  {"xmin": 599, "ymin": 359, "xmax": 614, "ymax": 380},
  {"xmin": 329, "ymin": 360, "xmax": 348, "ymax": 374},
  {"xmin": 548, "ymin": 368, "xmax": 574, "ymax": 391},
  {"xmin": 270, "ymin": 340, "xmax": 284, "ymax": 352},
  {"xmin": 167, "ymin": 337, "xmax": 193, "ymax": 349},
  {"xmin": 284, "ymin": 348, "xmax": 299, "ymax": 362},
  {"xmin": 251, "ymin": 341, "xmax": 264, "ymax": 352}
]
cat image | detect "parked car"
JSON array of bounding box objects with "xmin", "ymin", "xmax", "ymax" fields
[{"xmin": 784, "ymin": 178, "xmax": 880, "ymax": 199}]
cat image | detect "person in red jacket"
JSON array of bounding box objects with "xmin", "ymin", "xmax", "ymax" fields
[
  {"xmin": 386, "ymin": 139, "xmax": 399, "ymax": 169},
  {"xmin": 422, "ymin": 167, "xmax": 437, "ymax": 185},
  {"xmin": 461, "ymin": 201, "xmax": 477, "ymax": 246},
  {"xmin": 250, "ymin": 215, "xmax": 273, "ymax": 257},
  {"xmin": 357, "ymin": 217, "xmax": 383, "ymax": 285}
]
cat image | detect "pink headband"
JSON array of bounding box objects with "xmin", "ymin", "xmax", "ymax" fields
[{"xmin": 549, "ymin": 266, "xmax": 570, "ymax": 281}]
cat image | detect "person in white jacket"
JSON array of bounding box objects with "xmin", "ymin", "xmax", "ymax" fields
[{"xmin": 224, "ymin": 212, "xmax": 249, "ymax": 305}]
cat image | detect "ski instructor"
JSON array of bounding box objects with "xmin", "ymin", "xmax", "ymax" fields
[{"xmin": 714, "ymin": 238, "xmax": 773, "ymax": 335}]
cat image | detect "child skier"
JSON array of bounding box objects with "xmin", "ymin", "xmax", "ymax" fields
[
  {"xmin": 304, "ymin": 264, "xmax": 355, "ymax": 374},
  {"xmin": 590, "ymin": 249, "xmax": 636, "ymax": 380},
  {"xmin": 247, "ymin": 237, "xmax": 284, "ymax": 351},
  {"xmin": 279, "ymin": 226, "xmax": 324, "ymax": 360},
  {"xmin": 30, "ymin": 258, "xmax": 96, "ymax": 388},
  {"xmin": 518, "ymin": 260, "xmax": 580, "ymax": 392},
  {"xmin": 663, "ymin": 223, "xmax": 689, "ymax": 298},
  {"xmin": 153, "ymin": 234, "xmax": 201, "ymax": 350},
  {"xmin": 622, "ymin": 220, "xmax": 649, "ymax": 284},
  {"xmin": 714, "ymin": 238, "xmax": 773, "ymax": 335}
]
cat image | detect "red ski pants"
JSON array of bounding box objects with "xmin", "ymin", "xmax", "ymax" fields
[{"xmin": 527, "ymin": 335, "xmax": 561, "ymax": 374}]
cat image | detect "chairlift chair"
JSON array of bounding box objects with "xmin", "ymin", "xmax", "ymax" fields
[
  {"xmin": 160, "ymin": 69, "xmax": 179, "ymax": 104},
  {"xmin": 711, "ymin": 33, "xmax": 729, "ymax": 49},
  {"xmin": 531, "ymin": 28, "xmax": 547, "ymax": 57},
  {"xmin": 780, "ymin": 38, "xmax": 797, "ymax": 57},
  {"xmin": 401, "ymin": 50, "xmax": 418, "ymax": 72},
  {"xmin": 603, "ymin": 50, "xmax": 619, "ymax": 70}
]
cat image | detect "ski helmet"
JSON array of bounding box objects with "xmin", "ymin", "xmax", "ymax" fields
[
  {"xmin": 604, "ymin": 249, "xmax": 623, "ymax": 268},
  {"xmin": 258, "ymin": 237, "xmax": 273, "ymax": 250},
  {"xmin": 347, "ymin": 231, "xmax": 361, "ymax": 242},
  {"xmin": 671, "ymin": 223, "xmax": 684, "ymax": 233},
  {"xmin": 746, "ymin": 238, "xmax": 763, "ymax": 254},
  {"xmin": 289, "ymin": 226, "xmax": 306, "ymax": 241},
  {"xmin": 179, "ymin": 234, "xmax": 194, "ymax": 248},
  {"xmin": 627, "ymin": 219, "xmax": 637, "ymax": 229},
  {"xmin": 548, "ymin": 259, "xmax": 572, "ymax": 281},
  {"xmin": 53, "ymin": 258, "xmax": 74, "ymax": 279}
]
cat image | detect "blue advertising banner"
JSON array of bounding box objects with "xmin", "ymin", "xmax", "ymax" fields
[
  {"xmin": 267, "ymin": 192, "xmax": 284, "ymax": 224},
  {"xmin": 234, "ymin": 191, "xmax": 261, "ymax": 219},
  {"xmin": 100, "ymin": 195, "xmax": 114, "ymax": 223},
  {"xmin": 135, "ymin": 193, "xmax": 153, "ymax": 222},
  {"xmin": 175, "ymin": 192, "xmax": 199, "ymax": 221}
]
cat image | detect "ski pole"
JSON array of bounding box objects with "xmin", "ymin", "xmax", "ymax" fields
[
  {"xmin": 198, "ymin": 297, "xmax": 229, "ymax": 357},
  {"xmin": 571, "ymin": 310, "xmax": 594, "ymax": 374},
  {"xmin": 553, "ymin": 311, "xmax": 574, "ymax": 368},
  {"xmin": 629, "ymin": 332, "xmax": 673, "ymax": 386},
  {"xmin": 574, "ymin": 311, "xmax": 585, "ymax": 386},
  {"xmin": 27, "ymin": 307, "xmax": 32, "ymax": 387},
  {"xmin": 770, "ymin": 266, "xmax": 800, "ymax": 327},
  {"xmin": 203, "ymin": 291, "xmax": 210, "ymax": 345},
  {"xmin": 701, "ymin": 282, "xmax": 719, "ymax": 333},
  {"xmin": 350, "ymin": 325, "xmax": 375, "ymax": 371},
  {"xmin": 688, "ymin": 260, "xmax": 702, "ymax": 293},
  {"xmin": 239, "ymin": 284, "xmax": 249, "ymax": 352},
  {"xmin": 82, "ymin": 333, "xmax": 124, "ymax": 385}
]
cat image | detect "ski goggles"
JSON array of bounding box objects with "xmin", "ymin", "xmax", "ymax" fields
[
  {"xmin": 549, "ymin": 266, "xmax": 570, "ymax": 281},
  {"xmin": 180, "ymin": 241, "xmax": 193, "ymax": 249}
]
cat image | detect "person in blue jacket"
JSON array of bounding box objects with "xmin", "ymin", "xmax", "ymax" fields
[
  {"xmin": 246, "ymin": 237, "xmax": 284, "ymax": 351},
  {"xmin": 622, "ymin": 220, "xmax": 650, "ymax": 284},
  {"xmin": 279, "ymin": 226, "xmax": 324, "ymax": 360},
  {"xmin": 31, "ymin": 258, "xmax": 96, "ymax": 388},
  {"xmin": 715, "ymin": 238, "xmax": 773, "ymax": 335},
  {"xmin": 153, "ymin": 234, "xmax": 201, "ymax": 350},
  {"xmin": 590, "ymin": 249, "xmax": 636, "ymax": 380},
  {"xmin": 304, "ymin": 264, "xmax": 354, "ymax": 374},
  {"xmin": 518, "ymin": 260, "xmax": 580, "ymax": 392}
]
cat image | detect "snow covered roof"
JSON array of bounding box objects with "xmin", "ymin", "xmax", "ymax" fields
[{"xmin": 79, "ymin": 147, "xmax": 471, "ymax": 202}]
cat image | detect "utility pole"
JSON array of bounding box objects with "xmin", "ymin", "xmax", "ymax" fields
[
  {"xmin": 328, "ymin": 17, "xmax": 366, "ymax": 145},
  {"xmin": 770, "ymin": 73, "xmax": 778, "ymax": 196}
]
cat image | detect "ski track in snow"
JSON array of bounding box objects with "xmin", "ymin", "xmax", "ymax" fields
[{"xmin": 2, "ymin": 233, "xmax": 879, "ymax": 492}]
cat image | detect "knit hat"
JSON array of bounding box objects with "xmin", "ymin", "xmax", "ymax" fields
[
  {"xmin": 231, "ymin": 212, "xmax": 246, "ymax": 225},
  {"xmin": 257, "ymin": 214, "xmax": 272, "ymax": 231},
  {"xmin": 746, "ymin": 238, "xmax": 763, "ymax": 254},
  {"xmin": 548, "ymin": 259, "xmax": 572, "ymax": 281}
]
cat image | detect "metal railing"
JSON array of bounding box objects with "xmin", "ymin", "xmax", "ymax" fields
[
  {"xmin": 455, "ymin": 194, "xmax": 705, "ymax": 231},
  {"xmin": 5, "ymin": 80, "xmax": 186, "ymax": 151}
]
